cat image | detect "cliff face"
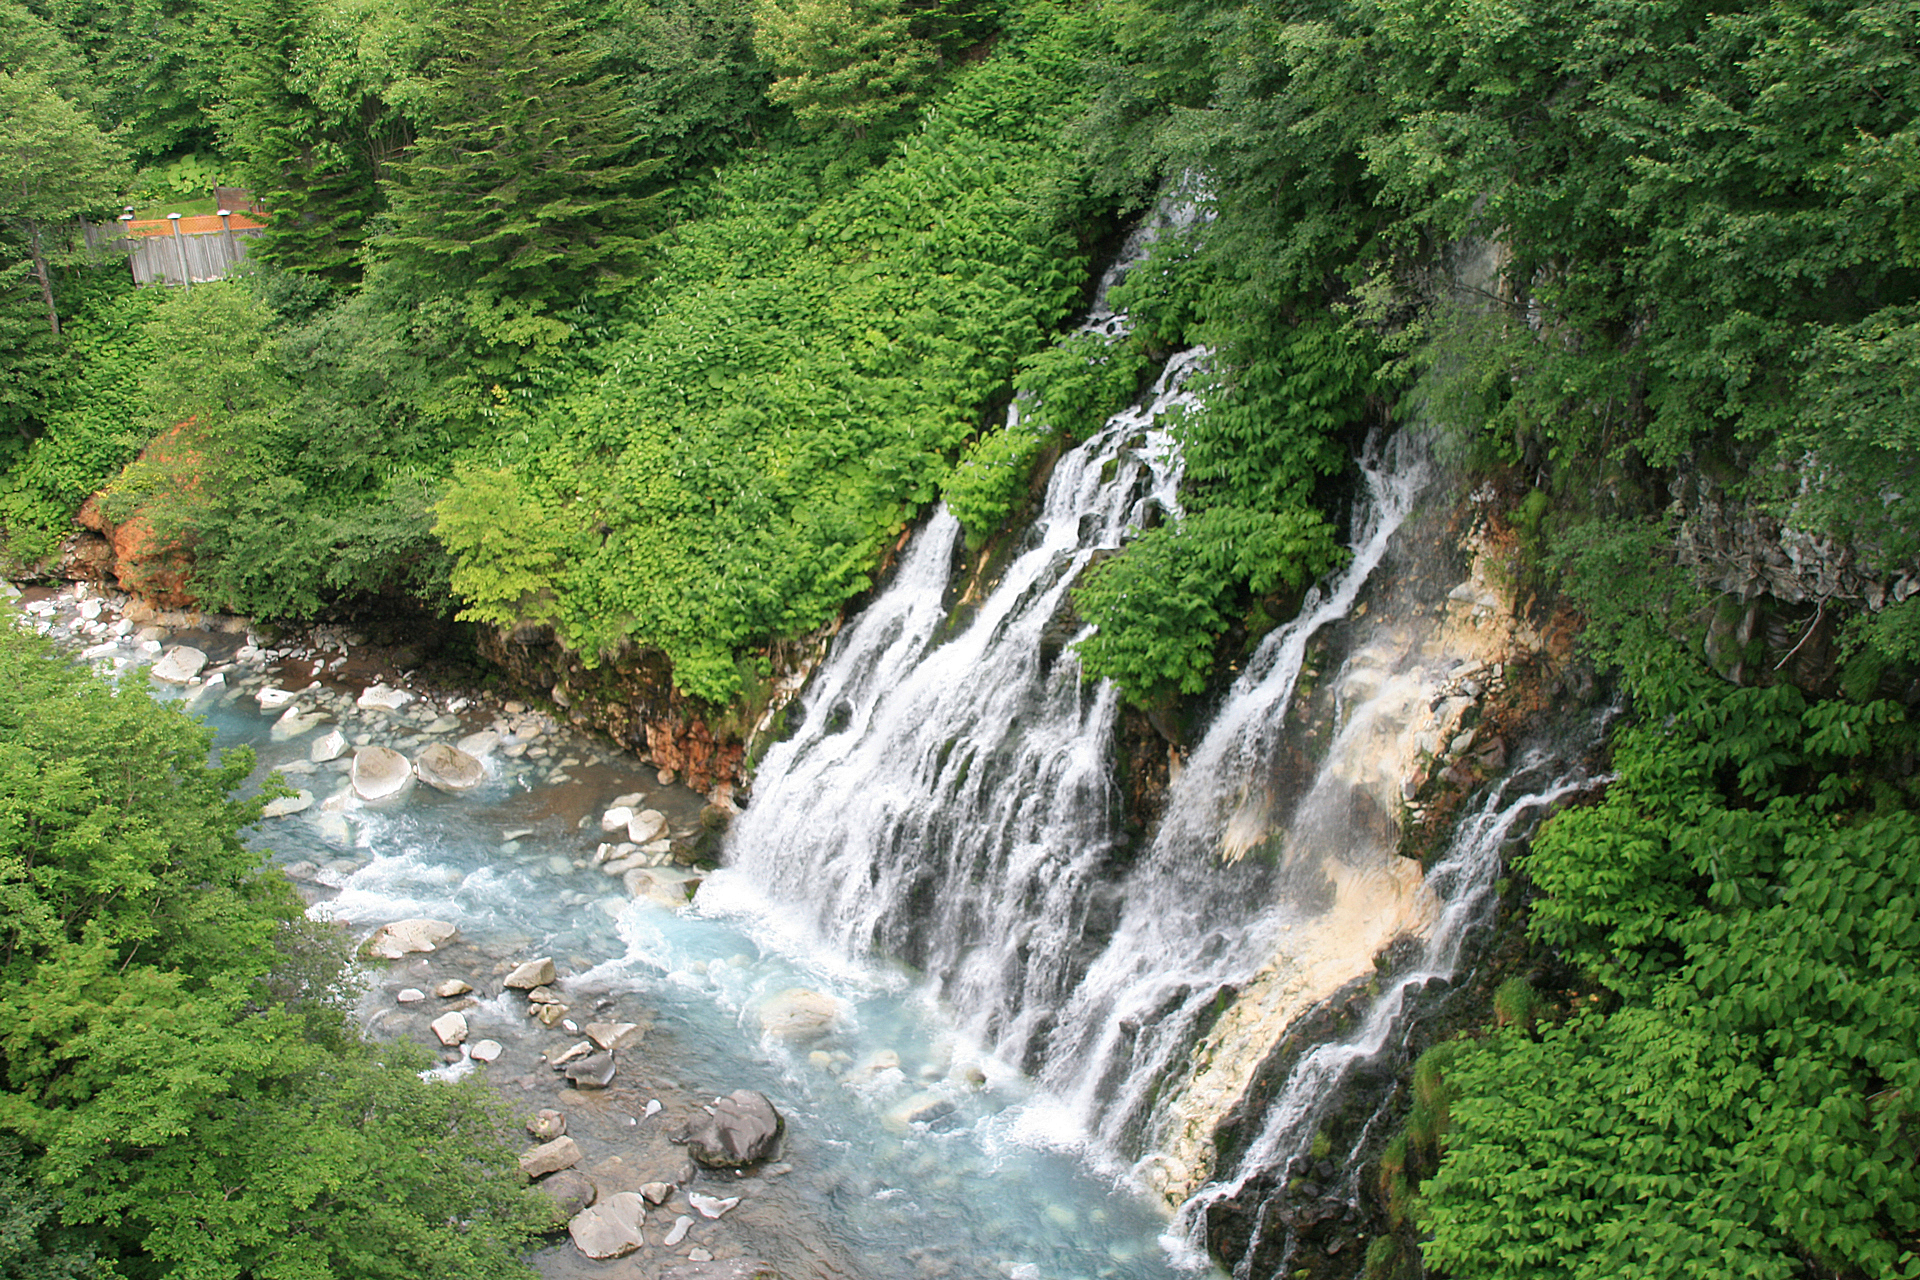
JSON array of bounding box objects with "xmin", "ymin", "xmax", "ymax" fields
[{"xmin": 475, "ymin": 620, "xmax": 837, "ymax": 809}]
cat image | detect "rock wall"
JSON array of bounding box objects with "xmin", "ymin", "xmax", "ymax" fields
[{"xmin": 477, "ymin": 623, "xmax": 835, "ymax": 809}]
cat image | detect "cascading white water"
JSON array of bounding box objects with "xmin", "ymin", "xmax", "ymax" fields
[
  {"xmin": 1036, "ymin": 434, "xmax": 1431, "ymax": 1164},
  {"xmin": 718, "ymin": 345, "xmax": 1199, "ymax": 1056},
  {"xmin": 1169, "ymin": 746, "xmax": 1610, "ymax": 1276}
]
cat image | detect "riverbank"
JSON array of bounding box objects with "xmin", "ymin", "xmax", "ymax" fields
[{"xmin": 11, "ymin": 579, "xmax": 1195, "ymax": 1280}]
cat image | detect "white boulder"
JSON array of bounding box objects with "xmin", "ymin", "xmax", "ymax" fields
[
  {"xmin": 365, "ymin": 918, "xmax": 456, "ymax": 959},
  {"xmin": 414, "ymin": 742, "xmax": 485, "ymax": 792},
  {"xmin": 149, "ymin": 646, "xmax": 207, "ymax": 683},
  {"xmin": 260, "ymin": 790, "xmax": 313, "ymax": 818},
  {"xmin": 310, "ymin": 728, "xmax": 349, "ymax": 763},
  {"xmin": 357, "ymin": 684, "xmax": 413, "ymax": 711},
  {"xmin": 351, "ymin": 746, "xmax": 414, "ymax": 802}
]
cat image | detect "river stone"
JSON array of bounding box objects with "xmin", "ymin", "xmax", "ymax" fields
[
  {"xmin": 504, "ymin": 956, "xmax": 557, "ymax": 989},
  {"xmin": 600, "ymin": 805, "xmax": 635, "ymax": 833},
  {"xmin": 757, "ymin": 988, "xmax": 842, "ymax": 1041},
  {"xmin": 351, "ymin": 746, "xmax": 414, "ymax": 802},
  {"xmin": 626, "ymin": 808, "xmax": 668, "ymax": 844},
  {"xmin": 430, "ymin": 1010, "xmax": 468, "ymax": 1046},
  {"xmin": 457, "ymin": 729, "xmax": 501, "ymax": 758},
  {"xmin": 149, "ymin": 645, "xmax": 207, "ymax": 683},
  {"xmin": 528, "ymin": 1109, "xmax": 567, "ymax": 1141},
  {"xmin": 624, "ymin": 867, "xmax": 694, "ymax": 910},
  {"xmin": 470, "ymin": 1039, "xmax": 503, "ymax": 1063},
  {"xmin": 310, "ymin": 727, "xmax": 349, "ymax": 763},
  {"xmin": 357, "ymin": 683, "xmax": 413, "ymax": 711},
  {"xmin": 640, "ymin": 1181, "xmax": 674, "ymax": 1206},
  {"xmin": 270, "ymin": 705, "xmax": 328, "ymax": 742},
  {"xmin": 688, "ymin": 1192, "xmax": 739, "ymax": 1219},
  {"xmin": 260, "ymin": 790, "xmax": 313, "ymax": 818},
  {"xmin": 256, "ymin": 686, "xmax": 299, "ymax": 709},
  {"xmin": 533, "ymin": 1002, "xmax": 570, "ymax": 1028},
  {"xmin": 396, "ymin": 988, "xmax": 426, "ymax": 1004},
  {"xmin": 415, "ymin": 741, "xmax": 486, "ymax": 792},
  {"xmin": 586, "ymin": 1021, "xmax": 642, "ymax": 1051},
  {"xmin": 550, "ymin": 1041, "xmax": 593, "ymax": 1068},
  {"xmin": 675, "ymin": 1090, "xmax": 783, "ymax": 1169},
  {"xmin": 366, "ymin": 918, "xmax": 456, "ymax": 959},
  {"xmin": 883, "ymin": 1092, "xmax": 957, "ymax": 1132},
  {"xmin": 520, "ymin": 1135, "xmax": 583, "ymax": 1177},
  {"xmin": 565, "ymin": 1051, "xmax": 617, "ymax": 1089},
  {"xmin": 662, "ymin": 1216, "xmax": 693, "ymax": 1247},
  {"xmin": 540, "ymin": 1170, "xmax": 597, "ymax": 1222},
  {"xmin": 568, "ymin": 1192, "xmax": 647, "ymax": 1259},
  {"xmin": 434, "ymin": 979, "xmax": 473, "ymax": 998}
]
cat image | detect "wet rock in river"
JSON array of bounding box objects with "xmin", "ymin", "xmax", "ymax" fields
[
  {"xmin": 351, "ymin": 745, "xmax": 414, "ymax": 802},
  {"xmin": 260, "ymin": 790, "xmax": 313, "ymax": 818},
  {"xmin": 756, "ymin": 987, "xmax": 842, "ymax": 1041},
  {"xmin": 520, "ymin": 1135, "xmax": 583, "ymax": 1177},
  {"xmin": 540, "ymin": 1170, "xmax": 597, "ymax": 1223},
  {"xmin": 149, "ymin": 645, "xmax": 207, "ymax": 683},
  {"xmin": 415, "ymin": 741, "xmax": 486, "ymax": 791},
  {"xmin": 569, "ymin": 1192, "xmax": 648, "ymax": 1259},
  {"xmin": 357, "ymin": 683, "xmax": 413, "ymax": 711},
  {"xmin": 675, "ymin": 1089, "xmax": 783, "ymax": 1169},
  {"xmin": 504, "ymin": 956, "xmax": 557, "ymax": 989},
  {"xmin": 365, "ymin": 918, "xmax": 456, "ymax": 959},
  {"xmin": 565, "ymin": 1051, "xmax": 617, "ymax": 1088},
  {"xmin": 586, "ymin": 1021, "xmax": 642, "ymax": 1050},
  {"xmin": 430, "ymin": 1011, "xmax": 468, "ymax": 1046},
  {"xmin": 528, "ymin": 1109, "xmax": 568, "ymax": 1140},
  {"xmin": 688, "ymin": 1191, "xmax": 739, "ymax": 1218}
]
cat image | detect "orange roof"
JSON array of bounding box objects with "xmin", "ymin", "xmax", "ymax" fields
[{"xmin": 125, "ymin": 213, "xmax": 267, "ymax": 237}]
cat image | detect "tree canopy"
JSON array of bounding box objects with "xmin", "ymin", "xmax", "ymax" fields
[{"xmin": 0, "ymin": 622, "xmax": 546, "ymax": 1278}]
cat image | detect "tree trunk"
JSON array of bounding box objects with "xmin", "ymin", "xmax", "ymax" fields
[{"xmin": 27, "ymin": 216, "xmax": 59, "ymax": 337}]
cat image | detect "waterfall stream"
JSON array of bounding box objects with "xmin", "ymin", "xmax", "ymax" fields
[{"xmin": 716, "ymin": 348, "xmax": 1196, "ymax": 1060}]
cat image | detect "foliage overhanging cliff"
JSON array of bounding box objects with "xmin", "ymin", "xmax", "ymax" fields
[{"xmin": 3, "ymin": 0, "xmax": 1919, "ymax": 1273}]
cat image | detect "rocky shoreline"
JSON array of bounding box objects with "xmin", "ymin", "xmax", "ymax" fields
[{"xmin": 6, "ymin": 580, "xmax": 811, "ymax": 1280}]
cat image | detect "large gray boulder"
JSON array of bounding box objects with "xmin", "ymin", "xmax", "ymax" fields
[
  {"xmin": 568, "ymin": 1192, "xmax": 647, "ymax": 1259},
  {"xmin": 565, "ymin": 1052, "xmax": 617, "ymax": 1089},
  {"xmin": 351, "ymin": 745, "xmax": 414, "ymax": 802},
  {"xmin": 674, "ymin": 1090, "xmax": 783, "ymax": 1169},
  {"xmin": 415, "ymin": 741, "xmax": 486, "ymax": 792}
]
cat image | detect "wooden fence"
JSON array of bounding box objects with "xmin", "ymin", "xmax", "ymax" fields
[{"xmin": 84, "ymin": 211, "xmax": 267, "ymax": 286}]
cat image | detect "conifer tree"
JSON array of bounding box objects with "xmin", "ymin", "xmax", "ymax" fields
[{"xmin": 377, "ymin": 0, "xmax": 661, "ymax": 314}]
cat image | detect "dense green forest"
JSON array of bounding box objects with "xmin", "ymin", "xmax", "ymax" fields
[{"xmin": 3, "ymin": 0, "xmax": 1918, "ymax": 1274}]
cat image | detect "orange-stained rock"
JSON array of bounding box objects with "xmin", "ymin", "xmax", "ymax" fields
[{"xmin": 74, "ymin": 424, "xmax": 201, "ymax": 610}]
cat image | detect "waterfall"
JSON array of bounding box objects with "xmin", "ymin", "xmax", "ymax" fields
[
  {"xmin": 719, "ymin": 211, "xmax": 1579, "ymax": 1277},
  {"xmin": 1171, "ymin": 743, "xmax": 1611, "ymax": 1276},
  {"xmin": 719, "ymin": 347, "xmax": 1199, "ymax": 1058},
  {"xmin": 1037, "ymin": 434, "xmax": 1431, "ymax": 1171}
]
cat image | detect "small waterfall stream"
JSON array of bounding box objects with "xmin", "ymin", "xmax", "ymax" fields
[{"xmin": 1174, "ymin": 746, "xmax": 1610, "ymax": 1276}]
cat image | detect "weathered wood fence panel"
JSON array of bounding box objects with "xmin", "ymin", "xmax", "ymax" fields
[{"xmin": 83, "ymin": 218, "xmax": 266, "ymax": 286}]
